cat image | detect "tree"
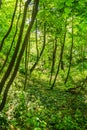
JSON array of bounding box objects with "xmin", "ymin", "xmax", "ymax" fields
[
  {"xmin": 0, "ymin": 0, "xmax": 2, "ymax": 7},
  {"xmin": 0, "ymin": 0, "xmax": 87, "ymax": 112},
  {"xmin": 0, "ymin": 0, "xmax": 39, "ymax": 111}
]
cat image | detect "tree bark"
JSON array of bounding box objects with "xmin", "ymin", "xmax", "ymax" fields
[
  {"xmin": 0, "ymin": 4, "xmax": 21, "ymax": 73},
  {"xmin": 0, "ymin": 0, "xmax": 39, "ymax": 112},
  {"xmin": 30, "ymin": 22, "xmax": 46, "ymax": 74},
  {"xmin": 0, "ymin": 0, "xmax": 18, "ymax": 51},
  {"xmin": 50, "ymin": 20, "xmax": 67, "ymax": 89},
  {"xmin": 65, "ymin": 16, "xmax": 74, "ymax": 84},
  {"xmin": 0, "ymin": 0, "xmax": 30, "ymax": 94}
]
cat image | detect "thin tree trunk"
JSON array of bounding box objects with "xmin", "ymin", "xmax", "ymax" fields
[
  {"xmin": 24, "ymin": 44, "xmax": 28, "ymax": 90},
  {"xmin": 50, "ymin": 21, "xmax": 67, "ymax": 89},
  {"xmin": 0, "ymin": 0, "xmax": 39, "ymax": 112},
  {"xmin": 35, "ymin": 19, "xmax": 39, "ymax": 59},
  {"xmin": 0, "ymin": 4, "xmax": 21, "ymax": 73},
  {"xmin": 0, "ymin": 0, "xmax": 2, "ymax": 8},
  {"xmin": 30, "ymin": 22, "xmax": 46, "ymax": 74},
  {"xmin": 50, "ymin": 39, "xmax": 65, "ymax": 89},
  {"xmin": 0, "ymin": 0, "xmax": 30, "ymax": 94},
  {"xmin": 49, "ymin": 37, "xmax": 57, "ymax": 85},
  {"xmin": 0, "ymin": 0, "xmax": 18, "ymax": 51},
  {"xmin": 65, "ymin": 16, "xmax": 74, "ymax": 84}
]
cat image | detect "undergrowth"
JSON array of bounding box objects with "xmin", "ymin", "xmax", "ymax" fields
[{"xmin": 0, "ymin": 73, "xmax": 87, "ymax": 130}]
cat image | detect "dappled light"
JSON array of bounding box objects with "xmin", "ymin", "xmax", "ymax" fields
[{"xmin": 0, "ymin": 0, "xmax": 87, "ymax": 129}]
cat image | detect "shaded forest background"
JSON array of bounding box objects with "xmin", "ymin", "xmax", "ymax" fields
[{"xmin": 0, "ymin": 0, "xmax": 87, "ymax": 130}]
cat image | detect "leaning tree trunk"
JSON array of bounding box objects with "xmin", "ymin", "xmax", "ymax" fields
[
  {"xmin": 0, "ymin": 4, "xmax": 21, "ymax": 73},
  {"xmin": 0, "ymin": 0, "xmax": 30, "ymax": 94},
  {"xmin": 0, "ymin": 0, "xmax": 39, "ymax": 112},
  {"xmin": 30, "ymin": 22, "xmax": 46, "ymax": 74},
  {"xmin": 50, "ymin": 20, "xmax": 67, "ymax": 89},
  {"xmin": 0, "ymin": 0, "xmax": 18, "ymax": 51}
]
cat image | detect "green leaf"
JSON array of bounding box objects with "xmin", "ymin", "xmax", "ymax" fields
[
  {"xmin": 34, "ymin": 128, "xmax": 41, "ymax": 130},
  {"xmin": 66, "ymin": 0, "xmax": 73, "ymax": 6},
  {"xmin": 64, "ymin": 8, "xmax": 71, "ymax": 15}
]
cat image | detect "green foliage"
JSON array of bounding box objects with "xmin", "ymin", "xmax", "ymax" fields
[
  {"xmin": 0, "ymin": 0, "xmax": 87, "ymax": 129},
  {"xmin": 0, "ymin": 113, "xmax": 9, "ymax": 129},
  {"xmin": 1, "ymin": 77, "xmax": 86, "ymax": 130}
]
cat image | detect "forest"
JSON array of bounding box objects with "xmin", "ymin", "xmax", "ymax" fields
[{"xmin": 0, "ymin": 0, "xmax": 87, "ymax": 129}]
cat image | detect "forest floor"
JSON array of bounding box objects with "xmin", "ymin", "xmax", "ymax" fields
[{"xmin": 0, "ymin": 71, "xmax": 87, "ymax": 130}]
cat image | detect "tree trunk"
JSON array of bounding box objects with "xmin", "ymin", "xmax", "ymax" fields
[{"xmin": 0, "ymin": 0, "xmax": 39, "ymax": 112}]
